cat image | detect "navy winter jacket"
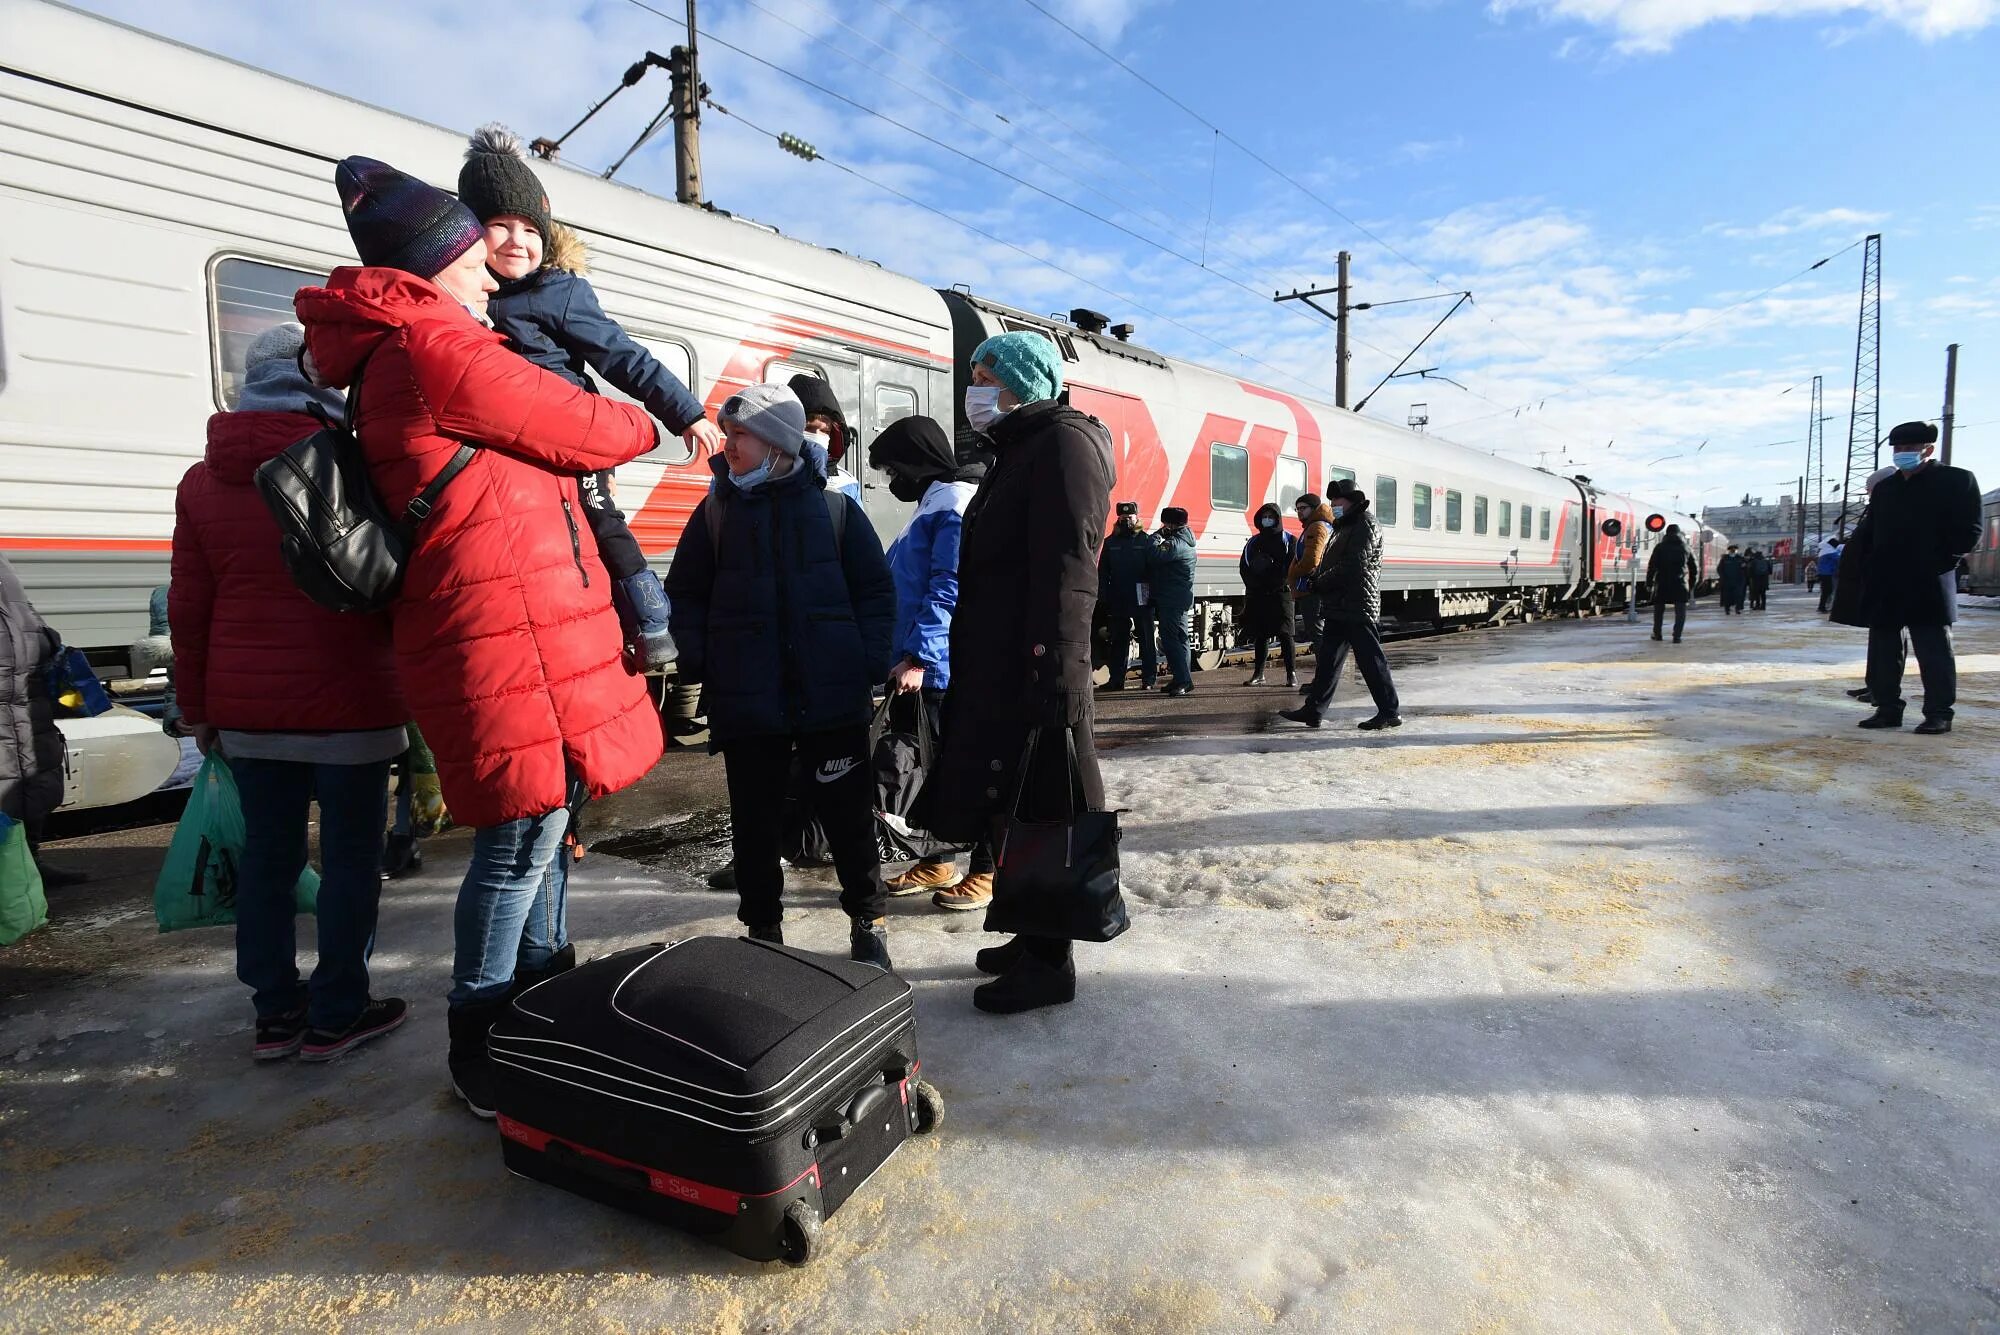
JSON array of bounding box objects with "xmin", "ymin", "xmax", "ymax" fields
[
  {"xmin": 1148, "ymin": 526, "xmax": 1198, "ymax": 613},
  {"xmin": 1097, "ymin": 526, "xmax": 1154, "ymax": 611},
  {"xmin": 664, "ymin": 445, "xmax": 896, "ymax": 746}
]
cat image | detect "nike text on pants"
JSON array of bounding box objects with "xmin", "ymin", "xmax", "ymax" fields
[{"xmin": 721, "ymin": 725, "xmax": 888, "ymax": 927}]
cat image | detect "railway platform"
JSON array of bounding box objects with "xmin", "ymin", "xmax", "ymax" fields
[{"xmin": 4, "ymin": 587, "xmax": 1997, "ymax": 1330}]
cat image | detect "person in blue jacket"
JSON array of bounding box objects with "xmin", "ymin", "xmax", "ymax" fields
[
  {"xmin": 1150, "ymin": 507, "xmax": 1199, "ymax": 696},
  {"xmin": 459, "ymin": 125, "xmax": 722, "ymax": 671},
  {"xmin": 1816, "ymin": 537, "xmax": 1843, "ymax": 613},
  {"xmin": 866, "ymin": 415, "xmax": 999, "ymax": 910},
  {"xmin": 664, "ymin": 385, "xmax": 898, "ymax": 967}
]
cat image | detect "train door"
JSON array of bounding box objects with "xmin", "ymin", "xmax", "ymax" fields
[{"xmin": 858, "ymin": 354, "xmax": 929, "ymax": 541}]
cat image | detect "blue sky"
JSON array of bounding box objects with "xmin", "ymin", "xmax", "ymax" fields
[{"xmin": 78, "ymin": 0, "xmax": 2000, "ymax": 512}]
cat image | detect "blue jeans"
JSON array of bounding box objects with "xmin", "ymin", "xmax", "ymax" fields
[
  {"xmin": 232, "ymin": 757, "xmax": 390, "ymax": 1030},
  {"xmin": 449, "ymin": 809, "xmax": 570, "ymax": 1008},
  {"xmin": 1158, "ymin": 603, "xmax": 1193, "ymax": 688}
]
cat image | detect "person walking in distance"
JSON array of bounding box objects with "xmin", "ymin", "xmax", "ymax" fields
[
  {"xmin": 1647, "ymin": 524, "xmax": 1699, "ymax": 642},
  {"xmin": 1289, "ymin": 492, "xmax": 1346, "ymax": 697},
  {"xmin": 297, "ymin": 157, "xmax": 664, "ymax": 1118},
  {"xmin": 1281, "ymin": 480, "xmax": 1400, "ymax": 730},
  {"xmin": 920, "ymin": 331, "xmax": 1116, "ymax": 1014},
  {"xmin": 1096, "ymin": 503, "xmax": 1158, "ymax": 691},
  {"xmin": 666, "ymin": 385, "xmax": 898, "ymax": 955},
  {"xmin": 171, "ymin": 324, "xmax": 410, "ymax": 1062},
  {"xmin": 1151, "ymin": 508, "xmax": 1199, "ymax": 697},
  {"xmin": 1745, "ymin": 545, "xmax": 1773, "ymax": 611},
  {"xmin": 865, "ymin": 414, "xmax": 996, "ymax": 912},
  {"xmin": 1239, "ymin": 502, "xmax": 1297, "ymax": 686},
  {"xmin": 1717, "ymin": 544, "xmax": 1747, "ymax": 615},
  {"xmin": 1816, "ymin": 537, "xmax": 1843, "ymax": 613},
  {"xmin": 1854, "ymin": 421, "xmax": 1984, "ymax": 735}
]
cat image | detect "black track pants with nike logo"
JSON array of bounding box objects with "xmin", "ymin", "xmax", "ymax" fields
[{"xmin": 720, "ymin": 725, "xmax": 886, "ymax": 927}]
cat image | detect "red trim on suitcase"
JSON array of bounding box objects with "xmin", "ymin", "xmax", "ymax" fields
[{"xmin": 498, "ymin": 1115, "xmax": 820, "ymax": 1215}]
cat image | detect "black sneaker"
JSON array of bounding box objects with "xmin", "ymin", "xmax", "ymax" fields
[
  {"xmin": 381, "ymin": 832, "xmax": 422, "ymax": 880},
  {"xmin": 1278, "ymin": 706, "xmax": 1321, "ymax": 729},
  {"xmin": 849, "ymin": 918, "xmax": 893, "ymax": 971},
  {"xmin": 1857, "ymin": 712, "xmax": 1904, "ymax": 730},
  {"xmin": 1165, "ymin": 684, "xmax": 1193, "ymax": 698},
  {"xmin": 253, "ymin": 1007, "xmax": 308, "ymax": 1061},
  {"xmin": 299, "ymin": 998, "xmax": 407, "ymax": 1063},
  {"xmin": 1844, "ymin": 687, "xmax": 1871, "ymax": 698},
  {"xmin": 1357, "ymin": 714, "xmax": 1404, "ymax": 731}
]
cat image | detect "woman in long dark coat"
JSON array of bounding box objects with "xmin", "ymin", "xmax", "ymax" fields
[
  {"xmin": 922, "ymin": 331, "xmax": 1116, "ymax": 1014},
  {"xmin": 1239, "ymin": 502, "xmax": 1297, "ymax": 686}
]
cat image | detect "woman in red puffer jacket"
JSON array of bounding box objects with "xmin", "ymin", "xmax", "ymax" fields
[
  {"xmin": 295, "ymin": 156, "xmax": 661, "ymax": 1117},
  {"xmin": 172, "ymin": 321, "xmax": 410, "ymax": 1064}
]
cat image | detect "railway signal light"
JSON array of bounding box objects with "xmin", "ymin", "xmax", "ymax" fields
[
  {"xmin": 1600, "ymin": 518, "xmax": 1623, "ymax": 538},
  {"xmin": 1645, "ymin": 513, "xmax": 1667, "ymax": 533}
]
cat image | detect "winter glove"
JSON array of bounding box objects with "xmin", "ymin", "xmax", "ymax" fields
[{"xmin": 408, "ymin": 773, "xmax": 450, "ymax": 838}]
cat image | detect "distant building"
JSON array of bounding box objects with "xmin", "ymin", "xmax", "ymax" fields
[{"xmin": 1702, "ymin": 496, "xmax": 1846, "ymax": 555}]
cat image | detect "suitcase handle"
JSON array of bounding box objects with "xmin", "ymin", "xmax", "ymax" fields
[
  {"xmin": 544, "ymin": 1138, "xmax": 650, "ymax": 1194},
  {"xmin": 811, "ymin": 1078, "xmax": 890, "ymax": 1144}
]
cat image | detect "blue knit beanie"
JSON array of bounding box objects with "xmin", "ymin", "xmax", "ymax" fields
[
  {"xmin": 972, "ymin": 331, "xmax": 1063, "ymax": 404},
  {"xmin": 334, "ymin": 155, "xmax": 484, "ymax": 278}
]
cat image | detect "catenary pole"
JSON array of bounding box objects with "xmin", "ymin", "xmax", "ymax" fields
[
  {"xmin": 1335, "ymin": 250, "xmax": 1351, "ymax": 411},
  {"xmin": 672, "ymin": 0, "xmax": 704, "ymax": 204},
  {"xmin": 1942, "ymin": 343, "xmax": 1959, "ymax": 466}
]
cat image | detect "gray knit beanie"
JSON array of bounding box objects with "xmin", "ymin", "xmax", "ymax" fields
[
  {"xmin": 236, "ymin": 322, "xmax": 344, "ymax": 418},
  {"xmin": 718, "ymin": 384, "xmax": 807, "ymax": 457}
]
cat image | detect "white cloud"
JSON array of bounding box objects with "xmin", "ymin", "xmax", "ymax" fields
[
  {"xmin": 1486, "ymin": 0, "xmax": 2000, "ymax": 52},
  {"xmin": 1706, "ymin": 206, "xmax": 1887, "ymax": 239}
]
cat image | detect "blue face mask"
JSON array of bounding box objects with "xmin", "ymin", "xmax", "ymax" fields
[
  {"xmin": 1259, "ymin": 517, "xmax": 1277, "ymax": 529},
  {"xmin": 1330, "ymin": 505, "xmax": 1346, "ymax": 520},
  {"xmin": 1892, "ymin": 450, "xmax": 1923, "ymax": 471},
  {"xmin": 729, "ymin": 454, "xmax": 777, "ymax": 492}
]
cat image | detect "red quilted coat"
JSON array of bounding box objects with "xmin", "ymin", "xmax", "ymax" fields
[
  {"xmin": 295, "ymin": 268, "xmax": 663, "ymax": 828},
  {"xmin": 170, "ymin": 411, "xmax": 406, "ymax": 732}
]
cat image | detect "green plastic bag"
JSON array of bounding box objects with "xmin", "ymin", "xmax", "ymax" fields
[
  {"xmin": 153, "ymin": 754, "xmax": 318, "ymax": 932},
  {"xmin": 0, "ymin": 814, "xmax": 49, "ymax": 947}
]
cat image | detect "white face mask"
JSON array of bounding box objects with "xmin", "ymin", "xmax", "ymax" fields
[
  {"xmin": 803, "ymin": 430, "xmax": 831, "ymax": 453},
  {"xmin": 964, "ymin": 385, "xmax": 1008, "ymax": 433}
]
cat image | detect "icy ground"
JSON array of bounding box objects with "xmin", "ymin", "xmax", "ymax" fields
[{"xmin": 4, "ymin": 589, "xmax": 1998, "ymax": 1332}]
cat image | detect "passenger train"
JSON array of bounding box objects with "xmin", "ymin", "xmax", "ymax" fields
[
  {"xmin": 1967, "ymin": 489, "xmax": 2000, "ymax": 597},
  {"xmin": 1, "ymin": 0, "xmax": 1716, "ymax": 675}
]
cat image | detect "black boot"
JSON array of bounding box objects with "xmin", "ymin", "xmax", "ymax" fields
[
  {"xmin": 746, "ymin": 923, "xmax": 784, "ymax": 945},
  {"xmin": 1278, "ymin": 706, "xmax": 1321, "ymax": 729},
  {"xmin": 446, "ymin": 998, "xmax": 509, "ymax": 1120},
  {"xmin": 1857, "ymin": 711, "xmax": 1904, "ymax": 730},
  {"xmin": 380, "ymin": 832, "xmax": 422, "ymax": 880},
  {"xmin": 975, "ymin": 935, "xmax": 1028, "ymax": 976},
  {"xmin": 505, "ymin": 943, "xmax": 576, "ymax": 1002},
  {"xmin": 706, "ymin": 861, "xmax": 737, "ymax": 891},
  {"xmin": 973, "ymin": 941, "xmax": 1076, "ymax": 1014},
  {"xmin": 849, "ymin": 917, "xmax": 893, "ymax": 971},
  {"xmin": 1357, "ymin": 713, "xmax": 1404, "ymax": 731}
]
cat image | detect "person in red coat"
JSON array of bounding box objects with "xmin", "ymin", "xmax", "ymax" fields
[
  {"xmin": 296, "ymin": 156, "xmax": 662, "ymax": 1117},
  {"xmin": 171, "ymin": 322, "xmax": 411, "ymax": 1063}
]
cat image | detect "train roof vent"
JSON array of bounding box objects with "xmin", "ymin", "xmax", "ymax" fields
[
  {"xmin": 1069, "ymin": 308, "xmax": 1110, "ymax": 334},
  {"xmin": 1110, "ymin": 322, "xmax": 1135, "ymax": 341}
]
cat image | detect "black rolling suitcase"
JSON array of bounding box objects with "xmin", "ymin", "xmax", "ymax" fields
[{"xmin": 488, "ymin": 937, "xmax": 941, "ymax": 1265}]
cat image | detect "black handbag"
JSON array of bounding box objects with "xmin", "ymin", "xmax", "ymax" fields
[
  {"xmin": 871, "ymin": 695, "xmax": 964, "ymax": 862},
  {"xmin": 984, "ymin": 728, "xmax": 1128, "ymax": 944}
]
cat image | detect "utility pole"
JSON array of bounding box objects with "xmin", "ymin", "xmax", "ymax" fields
[
  {"xmin": 670, "ymin": 0, "xmax": 705, "ymax": 205},
  {"xmin": 1942, "ymin": 342, "xmax": 1959, "ymax": 466},
  {"xmin": 1336, "ymin": 249, "xmax": 1352, "ymax": 411},
  {"xmin": 1795, "ymin": 473, "xmax": 1807, "ymax": 584}
]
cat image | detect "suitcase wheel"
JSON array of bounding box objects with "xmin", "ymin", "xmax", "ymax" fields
[
  {"xmin": 911, "ymin": 1080, "xmax": 944, "ymax": 1136},
  {"xmin": 780, "ymin": 1199, "xmax": 823, "ymax": 1267}
]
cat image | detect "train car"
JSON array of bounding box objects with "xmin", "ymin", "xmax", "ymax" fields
[
  {"xmin": 1967, "ymin": 488, "xmax": 2000, "ymax": 596},
  {"xmin": 2, "ymin": 0, "xmax": 1715, "ymax": 681}
]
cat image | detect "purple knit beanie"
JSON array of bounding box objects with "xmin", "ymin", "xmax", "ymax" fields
[{"xmin": 334, "ymin": 156, "xmax": 484, "ymax": 278}]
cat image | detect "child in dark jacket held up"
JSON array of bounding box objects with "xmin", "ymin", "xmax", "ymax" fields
[{"xmin": 459, "ymin": 125, "xmax": 723, "ymax": 671}]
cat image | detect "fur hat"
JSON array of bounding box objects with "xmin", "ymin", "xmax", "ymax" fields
[
  {"xmin": 1160, "ymin": 506, "xmax": 1189, "ymax": 526},
  {"xmin": 334, "ymin": 155, "xmax": 483, "ymax": 277},
  {"xmin": 236, "ymin": 321, "xmax": 344, "ymax": 418},
  {"xmin": 971, "ymin": 330, "xmax": 1063, "ymax": 404},
  {"xmin": 457, "ymin": 124, "xmax": 553, "ymax": 244},
  {"xmin": 718, "ymin": 384, "xmax": 807, "ymax": 457},
  {"xmin": 1886, "ymin": 420, "xmax": 1939, "ymax": 449}
]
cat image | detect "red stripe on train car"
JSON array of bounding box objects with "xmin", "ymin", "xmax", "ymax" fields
[{"xmin": 0, "ymin": 536, "xmax": 173, "ymax": 552}]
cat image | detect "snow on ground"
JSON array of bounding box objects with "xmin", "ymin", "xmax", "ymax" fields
[{"xmin": 3, "ymin": 589, "xmax": 1998, "ymax": 1332}]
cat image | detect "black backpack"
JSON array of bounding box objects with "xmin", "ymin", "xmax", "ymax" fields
[{"xmin": 254, "ymin": 361, "xmax": 478, "ymax": 613}]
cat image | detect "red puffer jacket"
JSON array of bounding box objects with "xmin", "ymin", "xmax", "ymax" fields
[
  {"xmin": 295, "ymin": 268, "xmax": 663, "ymax": 828},
  {"xmin": 170, "ymin": 411, "xmax": 406, "ymax": 732}
]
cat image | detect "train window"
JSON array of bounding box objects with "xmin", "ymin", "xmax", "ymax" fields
[
  {"xmin": 1275, "ymin": 457, "xmax": 1308, "ymax": 511},
  {"xmin": 1411, "ymin": 483, "xmax": 1433, "ymax": 529},
  {"xmin": 764, "ymin": 357, "xmax": 822, "ymax": 385},
  {"xmin": 999, "ymin": 320, "xmax": 1078, "ymax": 363},
  {"xmin": 1376, "ymin": 476, "xmax": 1398, "ymax": 526},
  {"xmin": 1326, "ymin": 464, "xmax": 1357, "ymax": 488},
  {"xmin": 873, "ymin": 384, "xmax": 918, "ymax": 433},
  {"xmin": 1210, "ymin": 443, "xmax": 1250, "ymax": 511},
  {"xmin": 1540, "ymin": 508, "xmax": 1552, "ymax": 541},
  {"xmin": 1522, "ymin": 501, "xmax": 1535, "ymax": 538},
  {"xmin": 603, "ymin": 336, "xmax": 699, "ymax": 463},
  {"xmin": 1498, "ymin": 500, "xmax": 1512, "ymax": 537},
  {"xmin": 209, "ymin": 256, "xmax": 325, "ymax": 409},
  {"xmin": 1473, "ymin": 495, "xmax": 1489, "ymax": 535},
  {"xmin": 1444, "ymin": 490, "xmax": 1463, "ymax": 533}
]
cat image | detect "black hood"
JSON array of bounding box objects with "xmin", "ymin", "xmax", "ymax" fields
[
  {"xmin": 869, "ymin": 415, "xmax": 987, "ymax": 488},
  {"xmin": 788, "ymin": 374, "xmax": 846, "ymax": 433}
]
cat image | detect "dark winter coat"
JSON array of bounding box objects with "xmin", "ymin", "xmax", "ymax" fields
[
  {"xmin": 1746, "ymin": 552, "xmax": 1773, "ymax": 585},
  {"xmin": 1717, "ymin": 553, "xmax": 1748, "ymax": 604},
  {"xmin": 1149, "ymin": 526, "xmax": 1198, "ymax": 615},
  {"xmin": 1647, "ymin": 537, "xmax": 1698, "ymax": 605},
  {"xmin": 1853, "ymin": 462, "xmax": 1984, "ymax": 627},
  {"xmin": 1312, "ymin": 495, "xmax": 1382, "ymax": 623},
  {"xmin": 1097, "ymin": 525, "xmax": 1154, "ymax": 612},
  {"xmin": 296, "ymin": 266, "xmax": 663, "ymax": 829},
  {"xmin": 170, "ymin": 410, "xmax": 406, "ymax": 733},
  {"xmin": 924, "ymin": 397, "xmax": 1115, "ymax": 843},
  {"xmin": 1829, "ymin": 529, "xmax": 1869, "ymax": 628},
  {"xmin": 1239, "ymin": 503, "xmax": 1296, "ymax": 639},
  {"xmin": 664, "ymin": 445, "xmax": 895, "ymax": 746},
  {"xmin": 0, "ymin": 555, "xmax": 64, "ymax": 827}
]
